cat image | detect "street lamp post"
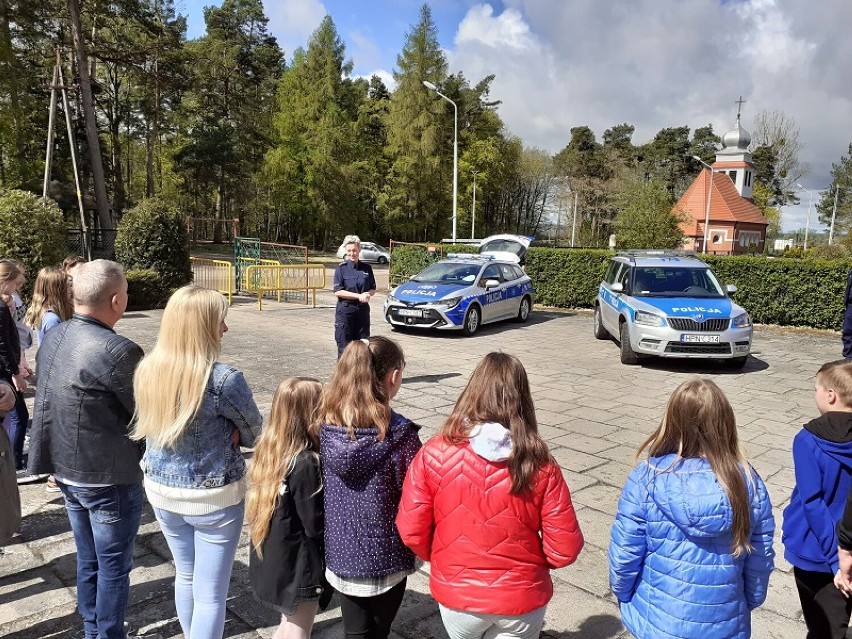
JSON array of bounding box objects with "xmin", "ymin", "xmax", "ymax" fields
[
  {"xmin": 470, "ymin": 169, "xmax": 479, "ymax": 239},
  {"xmin": 423, "ymin": 80, "xmax": 458, "ymax": 242},
  {"xmin": 692, "ymin": 156, "xmax": 714, "ymax": 254},
  {"xmin": 796, "ymin": 184, "xmax": 813, "ymax": 250}
]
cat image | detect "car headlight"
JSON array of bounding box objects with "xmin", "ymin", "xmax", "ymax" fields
[
  {"xmin": 387, "ymin": 290, "xmax": 398, "ymax": 303},
  {"xmin": 732, "ymin": 312, "xmax": 752, "ymax": 328},
  {"xmin": 438, "ymin": 296, "xmax": 463, "ymax": 309},
  {"xmin": 634, "ymin": 310, "xmax": 665, "ymax": 327}
]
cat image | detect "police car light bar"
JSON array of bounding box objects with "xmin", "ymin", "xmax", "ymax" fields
[
  {"xmin": 618, "ymin": 249, "xmax": 697, "ymax": 257},
  {"xmin": 445, "ymin": 253, "xmax": 495, "ymax": 260}
]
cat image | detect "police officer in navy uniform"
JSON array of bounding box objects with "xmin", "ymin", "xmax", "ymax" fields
[{"xmin": 333, "ymin": 235, "xmax": 377, "ymax": 357}]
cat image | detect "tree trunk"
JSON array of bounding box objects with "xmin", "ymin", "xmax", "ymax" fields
[{"xmin": 68, "ymin": 0, "xmax": 112, "ymax": 228}]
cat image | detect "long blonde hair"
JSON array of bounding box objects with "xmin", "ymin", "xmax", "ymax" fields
[
  {"xmin": 132, "ymin": 285, "xmax": 227, "ymax": 448},
  {"xmin": 316, "ymin": 336, "xmax": 405, "ymax": 440},
  {"xmin": 638, "ymin": 377, "xmax": 754, "ymax": 556},
  {"xmin": 246, "ymin": 377, "xmax": 322, "ymax": 556},
  {"xmin": 25, "ymin": 267, "xmax": 72, "ymax": 328},
  {"xmin": 442, "ymin": 352, "xmax": 552, "ymax": 495}
]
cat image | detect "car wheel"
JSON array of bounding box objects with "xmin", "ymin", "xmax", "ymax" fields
[
  {"xmin": 619, "ymin": 322, "xmax": 639, "ymax": 365},
  {"xmin": 725, "ymin": 355, "xmax": 749, "ymax": 370},
  {"xmin": 378, "ymin": 256, "xmax": 388, "ymax": 264},
  {"xmin": 593, "ymin": 305, "xmax": 609, "ymax": 340},
  {"xmin": 515, "ymin": 296, "xmax": 531, "ymax": 323},
  {"xmin": 463, "ymin": 305, "xmax": 481, "ymax": 336}
]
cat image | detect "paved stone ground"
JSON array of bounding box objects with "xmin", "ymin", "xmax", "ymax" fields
[{"xmin": 0, "ymin": 287, "xmax": 837, "ymax": 639}]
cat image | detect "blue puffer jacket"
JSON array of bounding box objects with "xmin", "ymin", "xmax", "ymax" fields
[
  {"xmin": 609, "ymin": 454, "xmax": 775, "ymax": 639},
  {"xmin": 320, "ymin": 410, "xmax": 421, "ymax": 578}
]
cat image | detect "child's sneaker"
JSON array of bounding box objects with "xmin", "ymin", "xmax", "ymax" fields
[{"xmin": 45, "ymin": 475, "xmax": 60, "ymax": 492}]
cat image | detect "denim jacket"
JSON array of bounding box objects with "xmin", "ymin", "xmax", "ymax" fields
[{"xmin": 142, "ymin": 362, "xmax": 262, "ymax": 488}]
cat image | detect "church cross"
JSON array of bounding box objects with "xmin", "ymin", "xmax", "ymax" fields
[{"xmin": 735, "ymin": 96, "xmax": 746, "ymax": 120}]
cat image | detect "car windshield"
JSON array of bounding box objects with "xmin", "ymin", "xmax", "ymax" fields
[
  {"xmin": 631, "ymin": 266, "xmax": 725, "ymax": 298},
  {"xmin": 412, "ymin": 262, "xmax": 481, "ymax": 284},
  {"xmin": 373, "ymin": 245, "xmax": 387, "ymax": 253},
  {"xmin": 480, "ymin": 239, "xmax": 523, "ymax": 255}
]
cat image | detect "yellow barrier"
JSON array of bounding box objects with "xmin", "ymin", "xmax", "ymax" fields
[
  {"xmin": 190, "ymin": 257, "xmax": 234, "ymax": 305},
  {"xmin": 244, "ymin": 264, "xmax": 326, "ymax": 310}
]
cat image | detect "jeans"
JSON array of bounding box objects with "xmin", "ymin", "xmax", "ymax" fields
[
  {"xmin": 439, "ymin": 603, "xmax": 548, "ymax": 639},
  {"xmin": 338, "ymin": 578, "xmax": 406, "ymax": 639},
  {"xmin": 153, "ymin": 502, "xmax": 245, "ymax": 639},
  {"xmin": 3, "ymin": 389, "xmax": 29, "ymax": 469},
  {"xmin": 59, "ymin": 482, "xmax": 144, "ymax": 639}
]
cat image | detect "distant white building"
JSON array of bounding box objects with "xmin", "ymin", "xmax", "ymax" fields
[{"xmin": 774, "ymin": 238, "xmax": 794, "ymax": 251}]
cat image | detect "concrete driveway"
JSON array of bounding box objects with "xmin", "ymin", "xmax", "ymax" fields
[{"xmin": 1, "ymin": 290, "xmax": 831, "ymax": 638}]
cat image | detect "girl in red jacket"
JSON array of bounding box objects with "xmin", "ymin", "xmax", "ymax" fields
[{"xmin": 396, "ymin": 352, "xmax": 584, "ymax": 639}]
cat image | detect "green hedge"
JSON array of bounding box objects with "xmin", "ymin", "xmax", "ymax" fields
[
  {"xmin": 525, "ymin": 248, "xmax": 852, "ymax": 331},
  {"xmin": 126, "ymin": 269, "xmax": 171, "ymax": 311},
  {"xmin": 389, "ymin": 243, "xmax": 479, "ymax": 286}
]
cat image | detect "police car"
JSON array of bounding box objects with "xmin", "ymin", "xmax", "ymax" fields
[
  {"xmin": 384, "ymin": 255, "xmax": 533, "ymax": 335},
  {"xmin": 594, "ymin": 252, "xmax": 752, "ymax": 367}
]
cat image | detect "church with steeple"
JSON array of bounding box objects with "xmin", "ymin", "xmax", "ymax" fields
[{"xmin": 675, "ymin": 98, "xmax": 769, "ymax": 254}]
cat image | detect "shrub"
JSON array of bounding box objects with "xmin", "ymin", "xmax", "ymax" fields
[
  {"xmin": 0, "ymin": 189, "xmax": 67, "ymax": 293},
  {"xmin": 389, "ymin": 244, "xmax": 440, "ymax": 286},
  {"xmin": 525, "ymin": 248, "xmax": 611, "ymax": 308},
  {"xmin": 115, "ymin": 198, "xmax": 192, "ymax": 290},
  {"xmin": 125, "ymin": 269, "xmax": 170, "ymax": 311}
]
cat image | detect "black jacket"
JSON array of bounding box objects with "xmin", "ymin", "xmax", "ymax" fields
[
  {"xmin": 249, "ymin": 451, "xmax": 326, "ymax": 614},
  {"xmin": 27, "ymin": 314, "xmax": 144, "ymax": 485},
  {"xmin": 0, "ymin": 303, "xmax": 20, "ymax": 383}
]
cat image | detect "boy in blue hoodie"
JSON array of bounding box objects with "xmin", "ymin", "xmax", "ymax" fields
[{"xmin": 783, "ymin": 359, "xmax": 852, "ymax": 638}]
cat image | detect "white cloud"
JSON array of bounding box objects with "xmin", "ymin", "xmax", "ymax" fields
[
  {"xmin": 446, "ymin": 0, "xmax": 852, "ymax": 231},
  {"xmin": 266, "ymin": 0, "xmax": 328, "ymax": 57}
]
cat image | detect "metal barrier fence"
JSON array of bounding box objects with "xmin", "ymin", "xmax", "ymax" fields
[
  {"xmin": 190, "ymin": 257, "xmax": 234, "ymax": 305},
  {"xmin": 234, "ymin": 237, "xmax": 308, "ymax": 291},
  {"xmin": 244, "ymin": 264, "xmax": 326, "ymax": 310}
]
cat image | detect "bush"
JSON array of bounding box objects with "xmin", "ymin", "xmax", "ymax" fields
[
  {"xmin": 0, "ymin": 189, "xmax": 67, "ymax": 293},
  {"xmin": 389, "ymin": 244, "xmax": 440, "ymax": 286},
  {"xmin": 125, "ymin": 269, "xmax": 171, "ymax": 311},
  {"xmin": 526, "ymin": 248, "xmax": 611, "ymax": 308},
  {"xmin": 115, "ymin": 198, "xmax": 192, "ymax": 290}
]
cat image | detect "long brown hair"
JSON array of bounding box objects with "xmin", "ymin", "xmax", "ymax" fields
[
  {"xmin": 246, "ymin": 377, "xmax": 322, "ymax": 556},
  {"xmin": 25, "ymin": 267, "xmax": 72, "ymax": 328},
  {"xmin": 442, "ymin": 352, "xmax": 552, "ymax": 494},
  {"xmin": 317, "ymin": 336, "xmax": 405, "ymax": 440},
  {"xmin": 638, "ymin": 377, "xmax": 753, "ymax": 556}
]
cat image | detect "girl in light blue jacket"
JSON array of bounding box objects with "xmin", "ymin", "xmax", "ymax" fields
[{"xmin": 609, "ymin": 378, "xmax": 775, "ymax": 639}]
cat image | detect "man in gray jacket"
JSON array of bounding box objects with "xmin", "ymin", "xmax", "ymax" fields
[{"xmin": 28, "ymin": 259, "xmax": 144, "ymax": 639}]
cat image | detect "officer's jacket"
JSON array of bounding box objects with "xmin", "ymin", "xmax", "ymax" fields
[{"xmin": 333, "ymin": 260, "xmax": 376, "ymax": 297}]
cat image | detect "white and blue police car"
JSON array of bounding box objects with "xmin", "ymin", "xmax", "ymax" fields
[
  {"xmin": 593, "ymin": 251, "xmax": 753, "ymax": 368},
  {"xmin": 384, "ymin": 255, "xmax": 534, "ymax": 335}
]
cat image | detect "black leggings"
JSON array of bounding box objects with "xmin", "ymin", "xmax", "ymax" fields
[
  {"xmin": 338, "ymin": 577, "xmax": 406, "ymax": 639},
  {"xmin": 794, "ymin": 566, "xmax": 852, "ymax": 639}
]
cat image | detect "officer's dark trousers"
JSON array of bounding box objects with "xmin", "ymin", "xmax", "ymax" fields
[
  {"xmin": 335, "ymin": 302, "xmax": 370, "ymax": 358},
  {"xmin": 843, "ymin": 305, "xmax": 852, "ymax": 359}
]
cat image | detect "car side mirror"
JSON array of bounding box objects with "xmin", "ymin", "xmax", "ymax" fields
[
  {"xmin": 611, "ymin": 282, "xmax": 624, "ymax": 293},
  {"xmin": 485, "ymin": 279, "xmax": 501, "ymax": 290},
  {"xmin": 726, "ymin": 284, "xmax": 738, "ymax": 295}
]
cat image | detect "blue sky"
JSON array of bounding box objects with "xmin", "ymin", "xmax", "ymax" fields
[{"xmin": 174, "ymin": 0, "xmax": 852, "ymax": 233}]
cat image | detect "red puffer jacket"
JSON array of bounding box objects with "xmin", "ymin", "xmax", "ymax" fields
[{"xmin": 396, "ymin": 435, "xmax": 584, "ymax": 615}]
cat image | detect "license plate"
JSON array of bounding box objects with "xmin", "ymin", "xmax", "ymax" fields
[
  {"xmin": 397, "ymin": 309, "xmax": 423, "ymax": 317},
  {"xmin": 681, "ymin": 334, "xmax": 720, "ymax": 343}
]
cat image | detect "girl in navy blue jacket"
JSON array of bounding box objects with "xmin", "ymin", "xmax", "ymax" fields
[
  {"xmin": 782, "ymin": 359, "xmax": 852, "ymax": 639},
  {"xmin": 316, "ymin": 336, "xmax": 421, "ymax": 639},
  {"xmin": 609, "ymin": 378, "xmax": 775, "ymax": 639}
]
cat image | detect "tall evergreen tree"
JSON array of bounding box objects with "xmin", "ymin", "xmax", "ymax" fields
[{"xmin": 383, "ymin": 3, "xmax": 448, "ymax": 240}]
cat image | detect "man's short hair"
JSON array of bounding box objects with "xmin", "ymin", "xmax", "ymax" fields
[
  {"xmin": 342, "ymin": 235, "xmax": 361, "ymax": 248},
  {"xmin": 73, "ymin": 260, "xmax": 125, "ymax": 308}
]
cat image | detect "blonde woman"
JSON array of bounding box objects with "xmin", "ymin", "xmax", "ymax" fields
[
  {"xmin": 247, "ymin": 378, "xmax": 326, "ymax": 639},
  {"xmin": 133, "ymin": 285, "xmax": 262, "ymax": 639}
]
